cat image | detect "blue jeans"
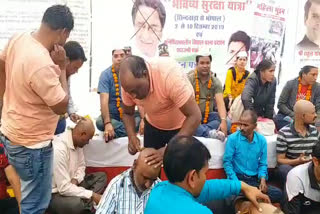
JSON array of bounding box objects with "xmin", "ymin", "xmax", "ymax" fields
[
  {"xmin": 0, "ymin": 134, "xmax": 53, "ymax": 214},
  {"xmin": 277, "ymin": 164, "xmax": 293, "ymax": 187},
  {"xmin": 195, "ymin": 112, "xmax": 231, "ymax": 137},
  {"xmin": 54, "ymin": 117, "xmax": 66, "ymax": 135},
  {"xmin": 274, "ymin": 113, "xmax": 290, "ymax": 131},
  {"xmin": 96, "ymin": 113, "xmax": 141, "ymax": 137},
  {"xmin": 236, "ymin": 174, "xmax": 283, "ymax": 203}
]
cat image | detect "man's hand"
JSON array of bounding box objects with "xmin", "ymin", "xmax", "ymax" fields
[
  {"xmin": 259, "ymin": 178, "xmax": 268, "ymax": 194},
  {"xmin": 104, "ymin": 123, "xmax": 115, "ymax": 142},
  {"xmin": 128, "ymin": 135, "xmax": 141, "ymax": 155},
  {"xmin": 91, "ymin": 192, "xmax": 102, "ymax": 204},
  {"xmin": 50, "ymin": 44, "xmax": 68, "ymax": 70},
  {"xmin": 138, "ymin": 120, "xmax": 145, "ymax": 135},
  {"xmin": 70, "ymin": 113, "xmax": 83, "ymax": 123},
  {"xmin": 218, "ymin": 120, "xmax": 228, "ymax": 136},
  {"xmin": 71, "ymin": 178, "xmax": 79, "ymax": 186},
  {"xmin": 298, "ymin": 153, "xmax": 312, "ymax": 164},
  {"xmin": 144, "ymin": 148, "xmax": 164, "ymax": 168},
  {"xmin": 241, "ymin": 182, "xmax": 271, "ymax": 212}
]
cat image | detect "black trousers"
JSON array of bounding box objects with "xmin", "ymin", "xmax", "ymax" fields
[
  {"xmin": 144, "ymin": 119, "xmax": 180, "ymax": 149},
  {"xmin": 0, "ymin": 198, "xmax": 19, "ymax": 214}
]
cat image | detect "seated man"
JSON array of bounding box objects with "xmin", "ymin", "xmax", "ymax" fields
[
  {"xmin": 96, "ymin": 48, "xmax": 143, "ymax": 142},
  {"xmin": 223, "ymin": 110, "xmax": 282, "ymax": 203},
  {"xmin": 55, "ymin": 41, "xmax": 87, "ymax": 135},
  {"xmin": 275, "ymin": 65, "xmax": 320, "ymax": 130},
  {"xmin": 145, "ymin": 135, "xmax": 271, "ymax": 214},
  {"xmin": 0, "ymin": 143, "xmax": 20, "ymax": 214},
  {"xmin": 277, "ymin": 100, "xmax": 319, "ymax": 186},
  {"xmin": 187, "ymin": 52, "xmax": 229, "ymax": 138},
  {"xmin": 282, "ymin": 143, "xmax": 320, "ymax": 214},
  {"xmin": 49, "ymin": 118, "xmax": 106, "ymax": 214},
  {"xmin": 96, "ymin": 148, "xmax": 161, "ymax": 214},
  {"xmin": 223, "ymin": 51, "xmax": 249, "ymax": 111}
]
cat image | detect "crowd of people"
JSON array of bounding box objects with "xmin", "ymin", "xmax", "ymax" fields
[{"xmin": 0, "ymin": 2, "xmax": 320, "ymax": 214}]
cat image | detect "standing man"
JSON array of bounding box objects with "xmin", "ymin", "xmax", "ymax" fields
[
  {"xmin": 297, "ymin": 0, "xmax": 320, "ymax": 49},
  {"xmin": 120, "ymin": 56, "xmax": 201, "ymax": 165},
  {"xmin": 276, "ymin": 100, "xmax": 319, "ymax": 186},
  {"xmin": 188, "ymin": 52, "xmax": 229, "ymax": 138},
  {"xmin": 0, "ymin": 5, "xmax": 73, "ymax": 213},
  {"xmin": 55, "ymin": 41, "xmax": 87, "ymax": 135},
  {"xmin": 96, "ymin": 48, "xmax": 143, "ymax": 142}
]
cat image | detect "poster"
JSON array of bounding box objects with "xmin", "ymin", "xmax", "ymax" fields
[{"xmin": 294, "ymin": 0, "xmax": 320, "ymax": 67}]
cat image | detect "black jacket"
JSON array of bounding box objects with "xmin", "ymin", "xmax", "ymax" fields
[{"xmin": 241, "ymin": 72, "xmax": 276, "ymax": 119}]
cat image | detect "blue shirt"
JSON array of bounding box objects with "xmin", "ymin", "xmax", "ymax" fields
[
  {"xmin": 145, "ymin": 180, "xmax": 241, "ymax": 214},
  {"xmin": 97, "ymin": 66, "xmax": 121, "ymax": 121},
  {"xmin": 223, "ymin": 130, "xmax": 268, "ymax": 180}
]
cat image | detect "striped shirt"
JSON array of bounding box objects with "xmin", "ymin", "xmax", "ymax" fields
[
  {"xmin": 96, "ymin": 169, "xmax": 161, "ymax": 214},
  {"xmin": 276, "ymin": 123, "xmax": 320, "ymax": 159}
]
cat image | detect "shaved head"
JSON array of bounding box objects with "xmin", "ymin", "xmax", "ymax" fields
[
  {"xmin": 72, "ymin": 118, "xmax": 95, "ymax": 148},
  {"xmin": 133, "ymin": 148, "xmax": 161, "ymax": 192},
  {"xmin": 294, "ymin": 100, "xmax": 317, "ymax": 124},
  {"xmin": 294, "ymin": 100, "xmax": 315, "ymax": 114}
]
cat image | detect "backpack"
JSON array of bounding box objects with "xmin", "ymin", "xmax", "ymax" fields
[{"xmin": 223, "ymin": 67, "xmax": 249, "ymax": 91}]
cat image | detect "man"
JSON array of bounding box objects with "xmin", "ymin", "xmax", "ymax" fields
[
  {"xmin": 227, "ymin": 31, "xmax": 251, "ymax": 66},
  {"xmin": 297, "ymin": 0, "xmax": 320, "ymax": 49},
  {"xmin": 96, "ymin": 148, "xmax": 161, "ymax": 214},
  {"xmin": 0, "ymin": 5, "xmax": 73, "ymax": 213},
  {"xmin": 276, "ymin": 100, "xmax": 320, "ymax": 186},
  {"xmin": 0, "ymin": 143, "xmax": 20, "ymax": 214},
  {"xmin": 96, "ymin": 48, "xmax": 143, "ymax": 142},
  {"xmin": 187, "ymin": 53, "xmax": 229, "ymax": 138},
  {"xmin": 131, "ymin": 0, "xmax": 166, "ymax": 58},
  {"xmin": 145, "ymin": 136, "xmax": 270, "ymax": 214},
  {"xmin": 124, "ymin": 46, "xmax": 132, "ymax": 56},
  {"xmin": 224, "ymin": 110, "xmax": 282, "ymax": 203},
  {"xmin": 120, "ymin": 56, "xmax": 201, "ymax": 166},
  {"xmin": 55, "ymin": 41, "xmax": 87, "ymax": 135},
  {"xmin": 283, "ymin": 142, "xmax": 320, "ymax": 214},
  {"xmin": 158, "ymin": 43, "xmax": 169, "ymax": 56},
  {"xmin": 49, "ymin": 118, "xmax": 106, "ymax": 214},
  {"xmin": 275, "ymin": 65, "xmax": 320, "ymax": 130}
]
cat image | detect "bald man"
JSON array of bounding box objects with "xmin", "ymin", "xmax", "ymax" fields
[
  {"xmin": 277, "ymin": 100, "xmax": 320, "ymax": 186},
  {"xmin": 49, "ymin": 118, "xmax": 107, "ymax": 214},
  {"xmin": 236, "ymin": 201, "xmax": 284, "ymax": 214},
  {"xmin": 96, "ymin": 148, "xmax": 161, "ymax": 214}
]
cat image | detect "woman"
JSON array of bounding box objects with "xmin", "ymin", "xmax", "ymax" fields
[
  {"xmin": 223, "ymin": 51, "xmax": 249, "ymax": 111},
  {"xmin": 241, "ymin": 60, "xmax": 276, "ymax": 119}
]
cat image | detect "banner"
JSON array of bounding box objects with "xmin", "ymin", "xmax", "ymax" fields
[{"xmin": 294, "ymin": 0, "xmax": 320, "ymax": 67}]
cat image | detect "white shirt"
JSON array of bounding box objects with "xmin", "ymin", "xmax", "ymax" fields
[
  {"xmin": 286, "ymin": 162, "xmax": 320, "ymax": 202},
  {"xmin": 51, "ymin": 129, "xmax": 92, "ymax": 199},
  {"xmin": 96, "ymin": 168, "xmax": 161, "ymax": 214}
]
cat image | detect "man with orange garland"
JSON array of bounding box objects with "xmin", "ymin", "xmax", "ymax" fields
[
  {"xmin": 187, "ymin": 53, "xmax": 230, "ymax": 139},
  {"xmin": 96, "ymin": 48, "xmax": 143, "ymax": 142}
]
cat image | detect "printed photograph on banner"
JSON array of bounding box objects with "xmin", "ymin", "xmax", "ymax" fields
[
  {"xmin": 130, "ymin": 0, "xmax": 167, "ymax": 58},
  {"xmin": 296, "ymin": 0, "xmax": 320, "ymax": 50},
  {"xmin": 250, "ymin": 37, "xmax": 280, "ymax": 68},
  {"xmin": 295, "ymin": 0, "xmax": 320, "ymax": 66}
]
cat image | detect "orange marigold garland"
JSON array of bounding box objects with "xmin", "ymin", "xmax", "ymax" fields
[
  {"xmin": 112, "ymin": 65, "xmax": 123, "ymax": 119},
  {"xmin": 297, "ymin": 77, "xmax": 312, "ymax": 101},
  {"xmin": 195, "ymin": 69, "xmax": 212, "ymax": 124}
]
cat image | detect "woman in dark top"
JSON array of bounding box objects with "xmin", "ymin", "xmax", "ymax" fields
[{"xmin": 241, "ymin": 60, "xmax": 276, "ymax": 119}]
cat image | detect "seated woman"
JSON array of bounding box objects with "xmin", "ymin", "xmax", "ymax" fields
[
  {"xmin": 241, "ymin": 60, "xmax": 276, "ymax": 119},
  {"xmin": 223, "ymin": 51, "xmax": 250, "ymax": 111},
  {"xmin": 275, "ymin": 65, "xmax": 320, "ymax": 131}
]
